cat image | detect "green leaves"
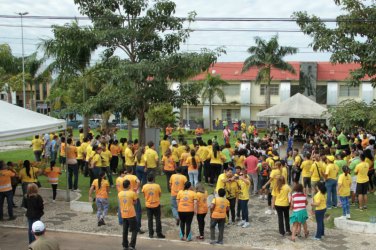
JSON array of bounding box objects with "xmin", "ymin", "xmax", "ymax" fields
[
  {"xmin": 146, "ymin": 103, "xmax": 179, "ymax": 128},
  {"xmin": 294, "ymin": 0, "xmax": 376, "ymax": 85}
]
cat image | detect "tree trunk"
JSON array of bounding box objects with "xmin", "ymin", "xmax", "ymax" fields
[
  {"xmin": 83, "ymin": 115, "xmax": 89, "ymax": 137},
  {"xmin": 209, "ymin": 98, "xmax": 212, "ymax": 131},
  {"xmin": 138, "ymin": 112, "xmax": 146, "ymax": 145},
  {"xmin": 128, "ymin": 119, "xmax": 132, "ymax": 141}
]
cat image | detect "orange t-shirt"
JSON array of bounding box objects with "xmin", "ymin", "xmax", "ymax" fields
[
  {"xmin": 66, "ymin": 145, "xmax": 77, "ymax": 159},
  {"xmin": 166, "ymin": 127, "xmax": 173, "ymax": 135},
  {"xmin": 92, "ymin": 179, "xmax": 109, "ymax": 199},
  {"xmin": 196, "ymin": 191, "xmax": 208, "ymax": 214},
  {"xmin": 116, "ymin": 176, "xmax": 125, "ymax": 193},
  {"xmin": 169, "ymin": 174, "xmax": 187, "ymax": 196},
  {"xmin": 141, "ymin": 183, "xmax": 161, "ymax": 208},
  {"xmin": 186, "ymin": 156, "xmax": 201, "ymax": 171},
  {"xmin": 162, "ymin": 155, "xmax": 176, "ymax": 171},
  {"xmin": 110, "ymin": 145, "xmax": 121, "ymax": 156},
  {"xmin": 211, "ymin": 197, "xmax": 230, "ymax": 219},
  {"xmin": 118, "ymin": 190, "xmax": 138, "ymax": 218},
  {"xmin": 44, "ymin": 167, "xmax": 61, "ymax": 184},
  {"xmin": 177, "ymin": 190, "xmax": 197, "ymax": 212},
  {"xmin": 195, "ymin": 128, "xmax": 203, "ymax": 136},
  {"xmin": 0, "ymin": 170, "xmax": 15, "ymax": 192},
  {"xmin": 123, "ymin": 174, "xmax": 139, "ymax": 193},
  {"xmin": 60, "ymin": 143, "xmax": 66, "ymax": 157}
]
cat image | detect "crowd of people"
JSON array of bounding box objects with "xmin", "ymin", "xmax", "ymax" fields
[{"xmin": 0, "ymin": 122, "xmax": 376, "ymax": 249}]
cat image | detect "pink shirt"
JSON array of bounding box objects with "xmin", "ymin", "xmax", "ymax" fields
[{"xmin": 244, "ymin": 155, "xmax": 258, "ymax": 174}]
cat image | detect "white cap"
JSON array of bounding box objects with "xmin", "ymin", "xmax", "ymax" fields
[
  {"xmin": 171, "ymin": 140, "xmax": 177, "ymax": 146},
  {"xmin": 32, "ymin": 221, "xmax": 45, "ymax": 233}
]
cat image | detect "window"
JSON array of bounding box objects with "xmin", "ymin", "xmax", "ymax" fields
[
  {"xmin": 222, "ymin": 84, "xmax": 240, "ymax": 97},
  {"xmin": 260, "ymin": 84, "xmax": 279, "ymax": 95},
  {"xmin": 339, "ymin": 85, "xmax": 359, "ymax": 97},
  {"xmin": 0, "ymin": 94, "xmax": 5, "ymax": 100},
  {"xmin": 35, "ymin": 83, "xmax": 40, "ymax": 100},
  {"xmin": 316, "ymin": 85, "xmax": 327, "ymax": 104},
  {"xmin": 221, "ymin": 109, "xmax": 240, "ymax": 121}
]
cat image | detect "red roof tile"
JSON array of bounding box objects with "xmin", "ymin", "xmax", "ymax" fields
[
  {"xmin": 190, "ymin": 62, "xmax": 300, "ymax": 81},
  {"xmin": 316, "ymin": 62, "xmax": 371, "ymax": 81}
]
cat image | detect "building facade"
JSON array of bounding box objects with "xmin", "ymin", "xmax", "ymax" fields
[{"xmin": 178, "ymin": 62, "xmax": 373, "ymax": 128}]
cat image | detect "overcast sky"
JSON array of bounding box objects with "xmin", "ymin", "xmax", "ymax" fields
[{"xmin": 1, "ymin": 0, "xmax": 343, "ymax": 63}]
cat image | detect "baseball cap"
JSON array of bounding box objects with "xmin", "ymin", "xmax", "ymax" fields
[
  {"xmin": 32, "ymin": 221, "xmax": 45, "ymax": 233},
  {"xmin": 326, "ymin": 155, "xmax": 335, "ymax": 162},
  {"xmin": 171, "ymin": 140, "xmax": 177, "ymax": 146}
]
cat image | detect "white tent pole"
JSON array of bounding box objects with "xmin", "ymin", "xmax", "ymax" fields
[{"xmin": 64, "ymin": 127, "xmax": 70, "ymax": 202}]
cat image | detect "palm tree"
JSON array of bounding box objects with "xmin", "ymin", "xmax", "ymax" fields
[
  {"xmin": 242, "ymin": 36, "xmax": 297, "ymax": 128},
  {"xmin": 200, "ymin": 72, "xmax": 229, "ymax": 131}
]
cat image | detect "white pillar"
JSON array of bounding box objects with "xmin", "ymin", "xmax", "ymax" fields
[
  {"xmin": 240, "ymin": 81, "xmax": 251, "ymax": 123},
  {"xmin": 361, "ymin": 82, "xmax": 373, "ymax": 104},
  {"xmin": 280, "ymin": 82, "xmax": 291, "ymax": 102},
  {"xmin": 171, "ymin": 82, "xmax": 180, "ymax": 125},
  {"xmin": 327, "ymin": 82, "xmax": 338, "ymax": 106},
  {"xmin": 203, "ymin": 105, "xmax": 210, "ymax": 129}
]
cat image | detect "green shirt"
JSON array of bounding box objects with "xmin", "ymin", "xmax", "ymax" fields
[
  {"xmin": 221, "ymin": 148, "xmax": 232, "ymax": 163},
  {"xmin": 349, "ymin": 157, "xmax": 361, "ymax": 177},
  {"xmin": 335, "ymin": 159, "xmax": 347, "ymax": 175},
  {"xmin": 337, "ymin": 133, "xmax": 348, "ymax": 146}
]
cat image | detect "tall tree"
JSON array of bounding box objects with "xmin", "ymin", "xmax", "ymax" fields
[
  {"xmin": 242, "ymin": 36, "xmax": 297, "ymax": 127},
  {"xmin": 200, "ymin": 72, "xmax": 228, "ymax": 131},
  {"xmin": 0, "ymin": 44, "xmax": 22, "ymax": 103},
  {"xmin": 73, "ymin": 0, "xmax": 220, "ymax": 144},
  {"xmin": 294, "ymin": 0, "xmax": 376, "ymax": 85},
  {"xmin": 40, "ymin": 21, "xmax": 98, "ymax": 136}
]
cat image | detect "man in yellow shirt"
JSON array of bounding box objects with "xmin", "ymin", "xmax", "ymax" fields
[
  {"xmin": 237, "ymin": 169, "xmax": 250, "ymax": 228},
  {"xmin": 141, "ymin": 174, "xmax": 165, "ymax": 239},
  {"xmin": 118, "ymin": 180, "xmax": 138, "ymax": 250},
  {"xmin": 144, "ymin": 141, "xmax": 159, "ymax": 179},
  {"xmin": 355, "ymin": 154, "xmax": 370, "ymax": 210},
  {"xmin": 325, "ymin": 155, "xmax": 339, "ymax": 208},
  {"xmin": 124, "ymin": 141, "xmax": 135, "ymax": 173},
  {"xmin": 160, "ymin": 135, "xmax": 170, "ymax": 156},
  {"xmin": 247, "ymin": 123, "xmax": 255, "ymax": 140},
  {"xmin": 31, "ymin": 135, "xmax": 44, "ymax": 162},
  {"xmin": 300, "ymin": 153, "xmax": 313, "ymax": 196}
]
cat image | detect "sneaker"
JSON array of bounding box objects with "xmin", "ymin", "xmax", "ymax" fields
[
  {"xmin": 216, "ymin": 241, "xmax": 224, "ymax": 245},
  {"xmin": 73, "ymin": 189, "xmax": 81, "ymax": 192},
  {"xmin": 265, "ymin": 209, "xmax": 273, "ymax": 215},
  {"xmin": 273, "ymin": 210, "xmax": 277, "ymax": 215},
  {"xmin": 210, "ymin": 241, "xmax": 217, "ymax": 245},
  {"xmin": 242, "ymin": 222, "xmax": 250, "ymax": 228},
  {"xmin": 363, "ymin": 206, "xmax": 368, "ymax": 210},
  {"xmin": 258, "ymin": 195, "xmax": 263, "ymax": 200},
  {"xmin": 312, "ymin": 237, "xmax": 321, "ymax": 241},
  {"xmin": 338, "ymin": 216, "xmax": 346, "ymax": 219},
  {"xmin": 237, "ymin": 220, "xmax": 245, "ymax": 226},
  {"xmin": 52, "ymin": 200, "xmax": 56, "ymax": 203},
  {"xmin": 346, "ymin": 214, "xmax": 351, "ymax": 219},
  {"xmin": 327, "ymin": 207, "xmax": 332, "ymax": 210},
  {"xmin": 156, "ymin": 234, "xmax": 165, "ymax": 239}
]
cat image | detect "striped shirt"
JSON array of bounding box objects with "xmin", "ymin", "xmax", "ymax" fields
[{"xmin": 291, "ymin": 192, "xmax": 307, "ymax": 212}]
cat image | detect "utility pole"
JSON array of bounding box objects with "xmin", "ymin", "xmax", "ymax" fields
[{"xmin": 17, "ymin": 12, "xmax": 29, "ymax": 108}]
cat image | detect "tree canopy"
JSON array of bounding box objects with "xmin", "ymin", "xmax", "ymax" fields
[{"xmin": 294, "ymin": 0, "xmax": 376, "ymax": 85}]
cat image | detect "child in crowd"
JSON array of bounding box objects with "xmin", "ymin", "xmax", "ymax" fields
[
  {"xmin": 44, "ymin": 161, "xmax": 61, "ymax": 202},
  {"xmin": 289, "ymin": 183, "xmax": 309, "ymax": 242}
]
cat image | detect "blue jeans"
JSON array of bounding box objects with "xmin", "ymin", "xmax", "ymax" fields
[
  {"xmin": 96, "ymin": 198, "xmax": 109, "ymax": 220},
  {"xmin": 188, "ymin": 170, "xmax": 199, "ymax": 187},
  {"xmin": 325, "ymin": 179, "xmax": 337, "ymax": 208},
  {"xmin": 135, "ymin": 198, "xmax": 142, "ymax": 230},
  {"xmin": 315, "ymin": 209, "xmax": 326, "ymax": 239},
  {"xmin": 136, "ymin": 166, "xmax": 146, "ymax": 187},
  {"xmin": 238, "ymin": 199, "xmax": 249, "ymax": 222},
  {"xmin": 0, "ymin": 190, "xmax": 14, "ymax": 219},
  {"xmin": 28, "ymin": 218, "xmax": 39, "ymax": 243},
  {"xmin": 171, "ymin": 196, "xmax": 178, "ymax": 219},
  {"xmin": 68, "ymin": 164, "xmax": 79, "ymax": 190},
  {"xmin": 339, "ymin": 196, "xmax": 350, "ymax": 216}
]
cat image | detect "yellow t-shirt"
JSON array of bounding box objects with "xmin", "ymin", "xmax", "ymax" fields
[
  {"xmin": 294, "ymin": 155, "xmax": 302, "ymax": 166},
  {"xmin": 123, "ymin": 174, "xmax": 139, "ymax": 192},
  {"xmin": 310, "ymin": 161, "xmax": 324, "ymax": 182},
  {"xmin": 60, "ymin": 143, "xmax": 66, "ymax": 157},
  {"xmin": 301, "ymin": 160, "xmax": 313, "ymax": 178},
  {"xmin": 92, "ymin": 179, "xmax": 109, "ymax": 199},
  {"xmin": 118, "ymin": 190, "xmax": 138, "ymax": 218},
  {"xmin": 355, "ymin": 162, "xmax": 370, "ymax": 183},
  {"xmin": 197, "ymin": 146, "xmax": 210, "ymax": 162},
  {"xmin": 116, "ymin": 176, "xmax": 125, "ymax": 193},
  {"xmin": 338, "ymin": 173, "xmax": 351, "ymax": 197},
  {"xmin": 169, "ymin": 174, "xmax": 187, "ymax": 196},
  {"xmin": 124, "ymin": 147, "xmax": 135, "ymax": 166},
  {"xmin": 177, "ymin": 145, "xmax": 186, "ymax": 158},
  {"xmin": 162, "ymin": 155, "xmax": 175, "ymax": 171},
  {"xmin": 19, "ymin": 167, "xmax": 39, "ymax": 183},
  {"xmin": 215, "ymin": 173, "xmax": 227, "ymax": 192},
  {"xmin": 142, "ymin": 183, "xmax": 161, "ymax": 208},
  {"xmin": 79, "ymin": 133, "xmax": 84, "ymax": 143},
  {"xmin": 196, "ymin": 191, "xmax": 208, "ymax": 214},
  {"xmin": 325, "ymin": 163, "xmax": 338, "ymax": 180},
  {"xmin": 91, "ymin": 153, "xmax": 102, "ymax": 167},
  {"xmin": 282, "ymin": 167, "xmax": 288, "ymax": 183},
  {"xmin": 180, "ymin": 152, "xmax": 190, "ymax": 166},
  {"xmin": 225, "ymin": 180, "xmax": 239, "ymax": 199},
  {"xmin": 177, "ymin": 190, "xmax": 197, "ymax": 212},
  {"xmin": 77, "ymin": 146, "xmax": 84, "ymax": 160},
  {"xmin": 209, "ymin": 151, "xmax": 225, "ymax": 164},
  {"xmin": 85, "ymin": 144, "xmax": 92, "ymax": 161},
  {"xmin": 270, "ymin": 169, "xmax": 281, "ymax": 190},
  {"xmin": 274, "ymin": 184, "xmax": 291, "ymax": 206},
  {"xmin": 100, "ymin": 150, "xmax": 112, "ymax": 167},
  {"xmin": 211, "ymin": 197, "xmax": 230, "ymax": 219},
  {"xmin": 238, "ymin": 177, "xmax": 250, "ymax": 200},
  {"xmin": 135, "ymin": 154, "xmax": 146, "ymax": 167},
  {"xmin": 235, "ymin": 155, "xmax": 246, "ymax": 168},
  {"xmin": 31, "ymin": 138, "xmax": 43, "ymax": 151},
  {"xmin": 160, "ymin": 140, "xmax": 170, "ymax": 156},
  {"xmin": 314, "ymin": 191, "xmax": 327, "ymax": 210},
  {"xmin": 171, "ymin": 147, "xmax": 180, "ymax": 162},
  {"xmin": 144, "ymin": 148, "xmax": 159, "ymax": 168}
]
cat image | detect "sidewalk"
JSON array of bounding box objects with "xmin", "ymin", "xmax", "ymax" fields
[{"xmin": 2, "ymin": 194, "xmax": 375, "ymax": 250}]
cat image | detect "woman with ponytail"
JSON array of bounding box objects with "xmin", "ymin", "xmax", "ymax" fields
[
  {"xmin": 338, "ymin": 166, "xmax": 351, "ymax": 219},
  {"xmin": 19, "ymin": 160, "xmax": 40, "ymax": 208},
  {"xmin": 89, "ymin": 172, "xmax": 109, "ymax": 226},
  {"xmin": 176, "ymin": 182, "xmax": 197, "ymax": 241},
  {"xmin": 186, "ymin": 150, "xmax": 201, "ymax": 187}
]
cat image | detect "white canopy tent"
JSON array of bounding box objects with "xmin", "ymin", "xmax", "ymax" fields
[
  {"xmin": 257, "ymin": 93, "xmax": 328, "ymax": 119},
  {"xmin": 0, "ymin": 100, "xmax": 66, "ymax": 141}
]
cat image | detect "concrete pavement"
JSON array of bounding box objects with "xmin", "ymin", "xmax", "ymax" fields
[{"xmin": 0, "ymin": 227, "xmax": 253, "ymax": 250}]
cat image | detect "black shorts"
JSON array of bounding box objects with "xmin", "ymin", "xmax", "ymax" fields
[
  {"xmin": 59, "ymin": 156, "xmax": 66, "ymax": 164},
  {"xmin": 356, "ymin": 182, "xmax": 369, "ymax": 195},
  {"xmin": 261, "ymin": 177, "xmax": 269, "ymax": 187},
  {"xmin": 303, "ymin": 177, "xmax": 311, "ymax": 188}
]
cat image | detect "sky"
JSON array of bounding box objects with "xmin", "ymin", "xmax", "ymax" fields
[{"xmin": 0, "ymin": 0, "xmax": 344, "ymax": 63}]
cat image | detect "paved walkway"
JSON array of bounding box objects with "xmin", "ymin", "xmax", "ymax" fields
[{"xmin": 2, "ymin": 194, "xmax": 376, "ymax": 250}]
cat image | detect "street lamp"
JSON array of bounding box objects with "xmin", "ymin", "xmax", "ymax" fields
[{"xmin": 17, "ymin": 12, "xmax": 28, "ymax": 108}]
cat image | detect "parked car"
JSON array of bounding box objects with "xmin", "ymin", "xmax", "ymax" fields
[
  {"xmin": 78, "ymin": 119, "xmax": 101, "ymax": 129},
  {"xmin": 67, "ymin": 120, "xmax": 82, "ymax": 129},
  {"xmin": 116, "ymin": 120, "xmax": 139, "ymax": 130}
]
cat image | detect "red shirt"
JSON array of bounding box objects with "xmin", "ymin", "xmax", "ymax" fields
[
  {"xmin": 291, "ymin": 192, "xmax": 307, "ymax": 212},
  {"xmin": 244, "ymin": 155, "xmax": 258, "ymax": 174}
]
